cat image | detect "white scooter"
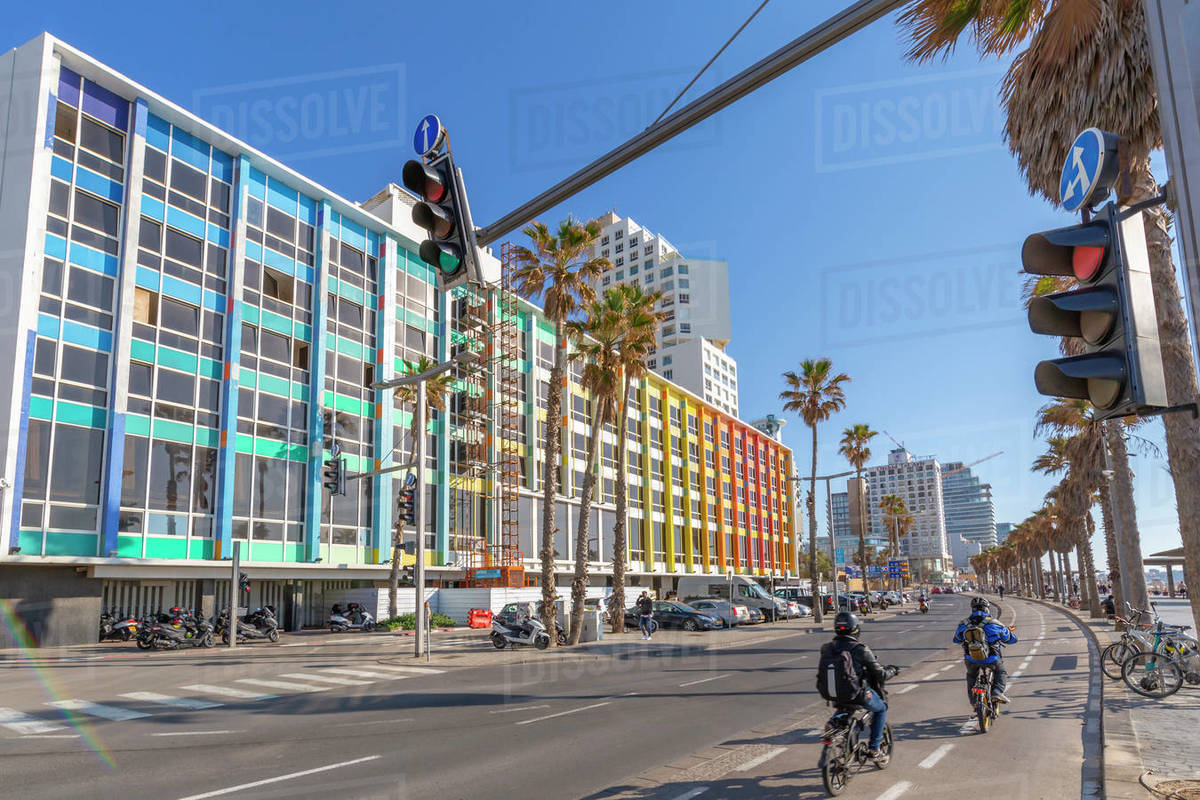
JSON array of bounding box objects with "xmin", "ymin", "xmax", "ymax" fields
[
  {"xmin": 490, "ymin": 616, "xmax": 553, "ymax": 650},
  {"xmin": 329, "ymin": 603, "xmax": 376, "ymax": 633}
]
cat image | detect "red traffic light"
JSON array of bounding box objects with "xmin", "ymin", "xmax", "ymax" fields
[
  {"xmin": 1022, "ymin": 222, "xmax": 1110, "ymax": 282},
  {"xmin": 402, "ymin": 160, "xmax": 448, "ymax": 203}
]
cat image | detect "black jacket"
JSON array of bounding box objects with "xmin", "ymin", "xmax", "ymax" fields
[
  {"xmin": 635, "ymin": 596, "xmax": 654, "ymax": 616},
  {"xmin": 820, "ymin": 634, "xmax": 891, "ymax": 699}
]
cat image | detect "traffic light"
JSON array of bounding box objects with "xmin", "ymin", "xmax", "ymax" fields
[
  {"xmin": 322, "ymin": 455, "xmax": 346, "ymax": 495},
  {"xmin": 238, "ymin": 572, "xmax": 250, "ymax": 595},
  {"xmin": 1023, "ymin": 202, "xmax": 1166, "ymax": 418},
  {"xmin": 402, "ymin": 151, "xmax": 478, "ymax": 290},
  {"xmin": 397, "ymin": 484, "xmax": 416, "ymax": 525}
]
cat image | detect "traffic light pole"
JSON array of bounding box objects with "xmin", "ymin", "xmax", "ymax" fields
[
  {"xmin": 229, "ymin": 540, "xmax": 239, "ymax": 650},
  {"xmin": 414, "ymin": 378, "xmax": 427, "ymax": 659}
]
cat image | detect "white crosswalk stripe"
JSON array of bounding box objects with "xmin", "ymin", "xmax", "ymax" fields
[
  {"xmin": 180, "ymin": 684, "xmax": 278, "ymax": 701},
  {"xmin": 364, "ymin": 664, "xmax": 445, "ymax": 675},
  {"xmin": 235, "ymin": 679, "xmax": 328, "ymax": 693},
  {"xmin": 47, "ymin": 699, "xmax": 150, "ymax": 721},
  {"xmin": 0, "ymin": 708, "xmax": 66, "ymax": 735},
  {"xmin": 319, "ymin": 668, "xmax": 411, "ymax": 680},
  {"xmin": 119, "ymin": 692, "xmax": 222, "ymax": 711},
  {"xmin": 280, "ymin": 673, "xmax": 373, "ymax": 686}
]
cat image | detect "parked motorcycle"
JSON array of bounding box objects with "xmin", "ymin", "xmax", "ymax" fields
[
  {"xmin": 490, "ymin": 616, "xmax": 552, "ymax": 650},
  {"xmin": 146, "ymin": 609, "xmax": 215, "ymax": 650},
  {"xmin": 215, "ymin": 607, "xmax": 280, "ymax": 644},
  {"xmin": 99, "ymin": 612, "xmax": 138, "ymax": 642},
  {"xmin": 329, "ymin": 602, "xmax": 376, "ymax": 633}
]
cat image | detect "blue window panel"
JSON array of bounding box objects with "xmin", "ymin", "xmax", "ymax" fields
[
  {"xmin": 166, "ymin": 206, "xmax": 205, "ymax": 239},
  {"xmin": 298, "ymin": 265, "xmax": 315, "ymax": 284},
  {"xmin": 170, "ymin": 127, "xmax": 210, "ymax": 172},
  {"xmin": 206, "ymin": 224, "xmax": 230, "ymax": 248},
  {"xmin": 59, "ymin": 66, "xmax": 81, "ymax": 107},
  {"xmin": 81, "ymin": 79, "xmax": 129, "ymax": 132},
  {"xmin": 44, "ymin": 233, "xmax": 67, "ymax": 261},
  {"xmin": 146, "ymin": 114, "xmax": 171, "ymax": 152},
  {"xmin": 135, "ymin": 266, "xmax": 161, "ymax": 290},
  {"xmin": 340, "ymin": 216, "xmax": 366, "ymax": 251},
  {"xmin": 37, "ymin": 314, "xmax": 60, "ymax": 339},
  {"xmin": 68, "ymin": 242, "xmax": 119, "ymax": 277},
  {"xmin": 368, "ymin": 230, "xmax": 380, "ymax": 256},
  {"xmin": 263, "ymin": 247, "xmax": 296, "ymax": 276},
  {"xmin": 201, "ymin": 290, "xmax": 223, "ymax": 311},
  {"xmin": 74, "ymin": 165, "xmax": 123, "ymax": 204},
  {"xmin": 62, "ymin": 320, "xmax": 113, "ymax": 352},
  {"xmin": 298, "ymin": 194, "xmax": 317, "ymax": 225},
  {"xmin": 51, "ymin": 155, "xmax": 73, "ymax": 183},
  {"xmin": 266, "ymin": 179, "xmax": 298, "ymax": 216},
  {"xmin": 211, "ymin": 149, "xmax": 234, "ymax": 183},
  {"xmin": 245, "ymin": 240, "xmax": 263, "ymax": 262},
  {"xmin": 247, "ymin": 167, "xmax": 267, "ymax": 199},
  {"xmin": 141, "ymin": 194, "xmax": 165, "ymax": 221},
  {"xmin": 161, "ymin": 274, "xmax": 203, "ymax": 306}
]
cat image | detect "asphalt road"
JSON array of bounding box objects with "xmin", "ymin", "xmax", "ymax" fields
[{"xmin": 0, "ymin": 595, "xmax": 1097, "ymax": 800}]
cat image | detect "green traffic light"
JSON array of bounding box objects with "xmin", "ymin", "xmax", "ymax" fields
[{"xmin": 439, "ymin": 251, "xmax": 461, "ymax": 274}]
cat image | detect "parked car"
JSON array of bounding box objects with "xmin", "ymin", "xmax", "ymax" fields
[
  {"xmin": 687, "ymin": 598, "xmax": 747, "ymax": 628},
  {"xmin": 678, "ymin": 576, "xmax": 788, "ymax": 621},
  {"xmin": 746, "ymin": 607, "xmax": 766, "ymax": 624},
  {"xmin": 882, "ymin": 591, "xmax": 904, "ymax": 605},
  {"xmin": 930, "ymin": 587, "xmax": 943, "ymax": 594},
  {"xmin": 792, "ymin": 601, "xmax": 813, "ymax": 617},
  {"xmin": 623, "ymin": 601, "xmax": 722, "ymax": 631}
]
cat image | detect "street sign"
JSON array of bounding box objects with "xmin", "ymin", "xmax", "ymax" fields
[
  {"xmin": 413, "ymin": 114, "xmax": 444, "ymax": 158},
  {"xmin": 1058, "ymin": 128, "xmax": 1120, "ymax": 212},
  {"xmin": 404, "ymin": 472, "xmax": 417, "ymax": 488},
  {"xmin": 834, "ymin": 547, "xmax": 846, "ymax": 565},
  {"xmin": 474, "ymin": 568, "xmax": 501, "ymax": 580}
]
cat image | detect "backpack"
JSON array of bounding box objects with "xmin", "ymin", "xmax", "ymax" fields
[
  {"xmin": 817, "ymin": 644, "xmax": 864, "ymax": 703},
  {"xmin": 961, "ymin": 621, "xmax": 991, "ymax": 661}
]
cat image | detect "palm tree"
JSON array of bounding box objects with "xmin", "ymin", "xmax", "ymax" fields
[
  {"xmin": 878, "ymin": 493, "xmax": 912, "ymax": 589},
  {"xmin": 780, "ymin": 359, "xmax": 849, "ymax": 623},
  {"xmin": 387, "ymin": 356, "xmax": 455, "ymax": 619},
  {"xmin": 563, "ymin": 292, "xmax": 624, "ymax": 644},
  {"xmin": 604, "ymin": 285, "xmax": 665, "ymax": 634},
  {"xmin": 513, "ymin": 217, "xmax": 608, "ymax": 640},
  {"xmin": 900, "ymin": 0, "xmax": 1200, "ymax": 638},
  {"xmin": 838, "ymin": 424, "xmax": 877, "ymax": 596}
]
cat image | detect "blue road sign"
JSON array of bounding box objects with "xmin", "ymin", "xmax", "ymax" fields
[
  {"xmin": 474, "ymin": 568, "xmax": 501, "ymax": 580},
  {"xmin": 413, "ymin": 114, "xmax": 443, "ymax": 157},
  {"xmin": 834, "ymin": 547, "xmax": 847, "ymax": 565},
  {"xmin": 1059, "ymin": 128, "xmax": 1108, "ymax": 212},
  {"xmin": 404, "ymin": 472, "xmax": 417, "ymax": 488}
]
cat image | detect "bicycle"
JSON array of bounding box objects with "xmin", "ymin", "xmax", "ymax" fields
[
  {"xmin": 1100, "ymin": 605, "xmax": 1153, "ymax": 680},
  {"xmin": 1120, "ymin": 618, "xmax": 1199, "ymax": 699}
]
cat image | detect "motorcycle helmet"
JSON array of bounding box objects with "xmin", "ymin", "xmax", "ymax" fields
[
  {"xmin": 834, "ymin": 611, "xmax": 860, "ymax": 636},
  {"xmin": 970, "ymin": 597, "xmax": 990, "ymax": 614}
]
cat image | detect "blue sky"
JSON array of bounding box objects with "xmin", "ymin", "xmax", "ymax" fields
[{"xmin": 8, "ymin": 1, "xmax": 1187, "ymax": 561}]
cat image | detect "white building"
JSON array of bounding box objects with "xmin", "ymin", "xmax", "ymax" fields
[
  {"xmin": 941, "ymin": 461, "xmax": 998, "ymax": 562},
  {"xmin": 590, "ymin": 212, "xmax": 737, "ymax": 415},
  {"xmin": 865, "ymin": 448, "xmax": 950, "ymax": 576}
]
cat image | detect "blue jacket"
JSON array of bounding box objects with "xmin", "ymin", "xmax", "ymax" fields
[{"xmin": 953, "ymin": 613, "xmax": 1017, "ymax": 664}]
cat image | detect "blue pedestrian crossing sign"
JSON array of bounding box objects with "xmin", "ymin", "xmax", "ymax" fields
[
  {"xmin": 1059, "ymin": 127, "xmax": 1115, "ymax": 212},
  {"xmin": 413, "ymin": 114, "xmax": 444, "ymax": 158}
]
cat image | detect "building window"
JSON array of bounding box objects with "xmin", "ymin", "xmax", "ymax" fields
[
  {"xmin": 662, "ymin": 355, "xmax": 672, "ymax": 366},
  {"xmin": 679, "ymin": 278, "xmax": 689, "ymax": 289},
  {"xmin": 601, "ymin": 249, "xmax": 609, "ymax": 258},
  {"xmin": 615, "ymin": 271, "xmax": 623, "ymax": 280},
  {"xmin": 614, "ymin": 230, "xmax": 623, "ymax": 239},
  {"xmin": 664, "ymin": 369, "xmax": 673, "ymax": 380},
  {"xmin": 615, "ymin": 243, "xmax": 624, "ymax": 253},
  {"xmin": 678, "ymin": 264, "xmax": 689, "ymax": 274},
  {"xmin": 680, "ymin": 322, "xmax": 691, "ymax": 334},
  {"xmin": 602, "ymin": 276, "xmax": 610, "ymax": 286},
  {"xmin": 616, "ymin": 257, "xmax": 624, "ymax": 266},
  {"xmin": 679, "ymin": 293, "xmax": 690, "ymax": 304},
  {"xmin": 601, "ymin": 235, "xmax": 609, "ymax": 244},
  {"xmin": 629, "ymin": 265, "xmax": 638, "ymax": 276},
  {"xmin": 662, "ymin": 266, "xmax": 674, "ymax": 277}
]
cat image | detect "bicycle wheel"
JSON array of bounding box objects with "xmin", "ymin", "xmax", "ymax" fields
[
  {"xmin": 1101, "ymin": 641, "xmax": 1139, "ymax": 680},
  {"xmin": 1122, "ymin": 652, "xmax": 1184, "ymax": 698},
  {"xmin": 820, "ymin": 746, "xmax": 848, "ymax": 796},
  {"xmin": 977, "ymin": 699, "xmax": 991, "ymax": 733}
]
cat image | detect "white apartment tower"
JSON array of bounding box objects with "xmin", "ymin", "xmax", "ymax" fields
[
  {"xmin": 865, "ymin": 448, "xmax": 950, "ymax": 576},
  {"xmin": 590, "ymin": 212, "xmax": 738, "ymax": 415}
]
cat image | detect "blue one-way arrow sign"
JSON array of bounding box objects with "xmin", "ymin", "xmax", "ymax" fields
[
  {"xmin": 1059, "ymin": 128, "xmax": 1114, "ymax": 212},
  {"xmin": 414, "ymin": 114, "xmax": 443, "ymax": 158}
]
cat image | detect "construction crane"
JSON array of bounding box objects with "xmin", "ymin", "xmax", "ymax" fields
[
  {"xmin": 881, "ymin": 430, "xmax": 909, "ymax": 455},
  {"xmin": 940, "ymin": 451, "xmax": 1003, "ymax": 481}
]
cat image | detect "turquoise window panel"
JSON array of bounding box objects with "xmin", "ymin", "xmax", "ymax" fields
[
  {"xmin": 157, "ymin": 346, "xmax": 198, "ymax": 373},
  {"xmin": 242, "ymin": 305, "xmax": 260, "ymax": 325},
  {"xmin": 44, "ymin": 532, "xmax": 98, "ymax": 557},
  {"xmin": 198, "ymin": 357, "xmax": 222, "ymax": 380},
  {"xmin": 211, "ymin": 149, "xmax": 234, "ymax": 183},
  {"xmin": 61, "ymin": 320, "xmax": 112, "ymax": 353},
  {"xmin": 260, "ymin": 309, "xmax": 292, "ymax": 336},
  {"xmin": 161, "ymin": 274, "xmax": 202, "ymax": 306},
  {"xmin": 195, "ymin": 427, "xmax": 220, "ymax": 448},
  {"xmin": 50, "ymin": 155, "xmax": 73, "ymax": 182},
  {"xmin": 152, "ymin": 418, "xmax": 193, "ymax": 444},
  {"xmin": 368, "ymin": 230, "xmax": 380, "ymax": 254},
  {"xmin": 247, "ymin": 167, "xmax": 267, "ymax": 199},
  {"xmin": 201, "ymin": 290, "xmax": 223, "ymax": 312},
  {"xmin": 337, "ymin": 282, "xmax": 365, "ymax": 306},
  {"xmin": 170, "ymin": 126, "xmax": 210, "ymax": 172},
  {"xmin": 206, "ymin": 223, "xmax": 230, "ymax": 247},
  {"xmin": 293, "ymin": 322, "xmax": 312, "ymax": 341},
  {"xmin": 141, "ymin": 194, "xmax": 165, "ymax": 221},
  {"xmin": 166, "ymin": 205, "xmax": 205, "ymax": 239},
  {"xmin": 135, "ymin": 266, "xmax": 161, "ymax": 290},
  {"xmin": 129, "ymin": 339, "xmax": 154, "ymax": 363},
  {"xmin": 298, "ymin": 193, "xmax": 317, "ymax": 225},
  {"xmin": 263, "ymin": 246, "xmax": 296, "ymax": 276},
  {"xmin": 298, "ymin": 264, "xmax": 315, "ymax": 284},
  {"xmin": 44, "ymin": 233, "xmax": 67, "ymax": 260},
  {"xmin": 245, "ymin": 240, "xmax": 263, "ymax": 262},
  {"xmin": 56, "ymin": 400, "xmax": 106, "ymax": 428},
  {"xmin": 37, "ymin": 314, "xmax": 60, "ymax": 339},
  {"xmin": 126, "ymin": 414, "xmax": 151, "ymax": 436},
  {"xmin": 146, "ymin": 114, "xmax": 170, "ymax": 151},
  {"xmin": 28, "ymin": 396, "xmax": 53, "ymax": 421},
  {"xmin": 68, "ymin": 241, "xmax": 119, "ymax": 276},
  {"xmin": 257, "ymin": 373, "xmax": 290, "ymax": 398},
  {"xmin": 266, "ymin": 178, "xmax": 298, "ymax": 216},
  {"xmin": 74, "ymin": 165, "xmax": 122, "ymax": 204}
]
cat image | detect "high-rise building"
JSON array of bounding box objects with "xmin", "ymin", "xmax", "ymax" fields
[
  {"xmin": 589, "ymin": 212, "xmax": 738, "ymax": 415},
  {"xmin": 864, "ymin": 448, "xmax": 949, "ymax": 575},
  {"xmin": 0, "ymin": 34, "xmax": 796, "ymax": 646},
  {"xmin": 941, "ymin": 462, "xmax": 998, "ymax": 559},
  {"xmin": 995, "ymin": 522, "xmax": 1015, "ymax": 544},
  {"xmin": 830, "ymin": 481, "xmax": 886, "ymax": 563}
]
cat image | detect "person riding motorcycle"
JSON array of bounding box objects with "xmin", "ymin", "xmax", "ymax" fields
[
  {"xmin": 817, "ymin": 611, "xmax": 899, "ymax": 759},
  {"xmin": 953, "ymin": 596, "xmax": 1017, "ymax": 705}
]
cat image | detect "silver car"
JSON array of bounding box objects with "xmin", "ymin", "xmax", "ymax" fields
[{"xmin": 688, "ymin": 598, "xmax": 747, "ymax": 628}]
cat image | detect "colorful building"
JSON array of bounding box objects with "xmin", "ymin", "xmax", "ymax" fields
[{"xmin": 0, "ymin": 34, "xmax": 795, "ymax": 645}]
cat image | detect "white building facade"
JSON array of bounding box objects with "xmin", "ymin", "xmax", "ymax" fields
[{"xmin": 865, "ymin": 448, "xmax": 950, "ymax": 576}]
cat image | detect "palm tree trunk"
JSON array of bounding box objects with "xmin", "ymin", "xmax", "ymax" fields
[
  {"xmin": 1035, "ymin": 557, "xmax": 1045, "ymax": 599},
  {"xmin": 388, "ymin": 539, "xmax": 400, "ymax": 619},
  {"xmin": 1099, "ymin": 481, "xmax": 1125, "ymax": 617},
  {"xmin": 540, "ymin": 323, "xmax": 567, "ymax": 643},
  {"xmin": 1107, "ymin": 424, "xmax": 1150, "ymax": 613},
  {"xmin": 568, "ymin": 406, "xmax": 605, "ymax": 645},
  {"xmin": 610, "ymin": 374, "xmax": 631, "ymax": 634},
  {"xmin": 808, "ymin": 423, "xmax": 821, "ymax": 623},
  {"xmin": 1080, "ymin": 537, "xmax": 1101, "ymax": 618},
  {"xmin": 1047, "ymin": 553, "xmax": 1060, "ymax": 603},
  {"xmin": 1131, "ymin": 160, "xmax": 1200, "ymax": 632}
]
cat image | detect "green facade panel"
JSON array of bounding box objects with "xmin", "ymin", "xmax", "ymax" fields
[{"xmin": 44, "ymin": 532, "xmax": 98, "ymax": 556}]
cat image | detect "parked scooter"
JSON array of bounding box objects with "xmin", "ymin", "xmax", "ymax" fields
[
  {"xmin": 490, "ymin": 615, "xmax": 552, "ymax": 650},
  {"xmin": 99, "ymin": 612, "xmax": 139, "ymax": 642},
  {"xmin": 146, "ymin": 609, "xmax": 215, "ymax": 649},
  {"xmin": 215, "ymin": 606, "xmax": 280, "ymax": 644},
  {"xmin": 329, "ymin": 602, "xmax": 376, "ymax": 633}
]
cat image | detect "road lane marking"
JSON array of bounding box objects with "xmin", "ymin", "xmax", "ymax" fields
[
  {"xmin": 489, "ymin": 705, "xmax": 550, "ymax": 714},
  {"xmin": 280, "ymin": 673, "xmax": 372, "ymax": 686},
  {"xmin": 939, "ymin": 663, "xmax": 955, "ymax": 672},
  {"xmin": 921, "ymin": 672, "xmax": 940, "ymax": 681},
  {"xmin": 330, "ymin": 718, "xmax": 414, "ymax": 727},
  {"xmin": 515, "ymin": 701, "xmax": 611, "ymax": 726},
  {"xmin": 959, "ymin": 719, "xmax": 978, "ymax": 734},
  {"xmin": 366, "ymin": 664, "xmax": 445, "ymax": 675},
  {"xmin": 25, "ymin": 734, "xmax": 79, "ymax": 738},
  {"xmin": 770, "ymin": 655, "xmax": 808, "ymax": 665},
  {"xmin": 234, "ymin": 679, "xmax": 328, "ymax": 693},
  {"xmin": 894, "ymin": 684, "xmax": 917, "ymax": 694},
  {"xmin": 669, "ymin": 788, "xmax": 709, "ymax": 800},
  {"xmin": 152, "ymin": 730, "xmax": 241, "ymax": 737},
  {"xmin": 320, "ymin": 668, "xmax": 409, "ymax": 680},
  {"xmin": 734, "ymin": 746, "xmax": 786, "ymax": 771},
  {"xmin": 919, "ymin": 743, "xmax": 954, "ymax": 768},
  {"xmin": 875, "ymin": 781, "xmax": 913, "ymax": 800},
  {"xmin": 180, "ymin": 685, "xmax": 277, "ymax": 701},
  {"xmin": 680, "ymin": 673, "xmax": 731, "ymax": 687},
  {"xmin": 0, "ymin": 708, "xmax": 66, "ymax": 735},
  {"xmin": 120, "ymin": 692, "xmax": 223, "ymax": 711},
  {"xmin": 48, "ymin": 700, "xmax": 150, "ymax": 721},
  {"xmin": 176, "ymin": 754, "xmax": 382, "ymax": 800}
]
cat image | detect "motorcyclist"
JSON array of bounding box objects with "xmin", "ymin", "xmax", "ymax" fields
[
  {"xmin": 953, "ymin": 596, "xmax": 1017, "ymax": 705},
  {"xmin": 817, "ymin": 611, "xmax": 899, "ymax": 760}
]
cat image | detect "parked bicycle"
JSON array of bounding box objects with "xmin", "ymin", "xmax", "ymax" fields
[
  {"xmin": 1099, "ymin": 604, "xmax": 1153, "ymax": 680},
  {"xmin": 1121, "ymin": 616, "xmax": 1199, "ymax": 699}
]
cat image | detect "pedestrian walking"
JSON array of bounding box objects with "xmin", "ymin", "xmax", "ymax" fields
[
  {"xmin": 636, "ymin": 591, "xmax": 654, "ymax": 639},
  {"xmin": 998, "ymin": 583, "xmax": 1005, "ymax": 601}
]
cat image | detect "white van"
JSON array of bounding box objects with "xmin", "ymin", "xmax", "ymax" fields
[{"xmin": 676, "ymin": 576, "xmax": 787, "ymax": 621}]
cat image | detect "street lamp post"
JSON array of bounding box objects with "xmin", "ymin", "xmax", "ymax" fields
[{"xmin": 787, "ymin": 469, "xmax": 853, "ymax": 618}]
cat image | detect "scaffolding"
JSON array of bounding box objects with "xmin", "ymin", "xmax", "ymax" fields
[{"xmin": 447, "ymin": 284, "xmax": 489, "ymax": 576}]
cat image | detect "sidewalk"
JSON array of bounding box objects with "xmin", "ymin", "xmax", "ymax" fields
[{"xmin": 994, "ymin": 593, "xmax": 1200, "ymax": 799}]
